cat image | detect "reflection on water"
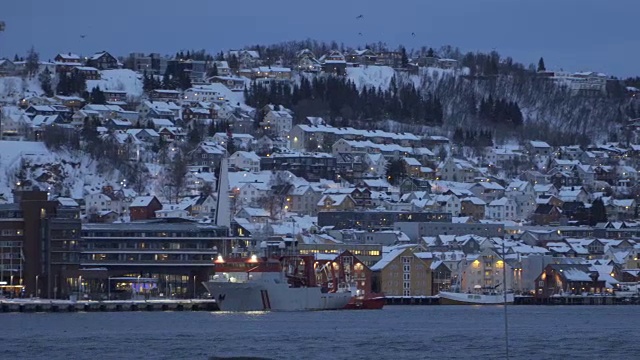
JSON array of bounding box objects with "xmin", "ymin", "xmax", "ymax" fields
[{"xmin": 1, "ymin": 306, "xmax": 639, "ymax": 360}]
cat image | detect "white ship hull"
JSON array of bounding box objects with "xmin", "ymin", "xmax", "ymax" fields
[
  {"xmin": 439, "ymin": 291, "xmax": 514, "ymax": 305},
  {"xmin": 203, "ymin": 281, "xmax": 352, "ymax": 312}
]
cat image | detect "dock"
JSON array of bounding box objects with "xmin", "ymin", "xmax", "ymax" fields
[
  {"xmin": 384, "ymin": 295, "xmax": 640, "ymax": 305},
  {"xmin": 0, "ymin": 299, "xmax": 220, "ymax": 313}
]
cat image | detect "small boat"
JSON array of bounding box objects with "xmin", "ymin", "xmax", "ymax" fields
[
  {"xmin": 439, "ymin": 284, "xmax": 514, "ymax": 305},
  {"xmin": 344, "ymin": 293, "xmax": 386, "ymax": 309},
  {"xmin": 337, "ymin": 282, "xmax": 385, "ymax": 310}
]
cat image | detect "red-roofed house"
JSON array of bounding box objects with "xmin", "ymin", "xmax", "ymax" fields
[{"xmin": 129, "ymin": 195, "xmax": 162, "ymax": 221}]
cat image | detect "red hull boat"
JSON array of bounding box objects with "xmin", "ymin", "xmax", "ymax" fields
[{"xmin": 344, "ymin": 293, "xmax": 385, "ymax": 310}]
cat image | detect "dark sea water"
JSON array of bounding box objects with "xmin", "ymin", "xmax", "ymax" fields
[{"xmin": 1, "ymin": 306, "xmax": 639, "ymax": 360}]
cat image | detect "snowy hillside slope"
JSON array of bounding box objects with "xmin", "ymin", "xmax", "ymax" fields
[
  {"xmin": 86, "ymin": 69, "xmax": 143, "ymax": 99},
  {"xmin": 0, "ymin": 141, "xmax": 123, "ymax": 202},
  {"xmin": 346, "ymin": 66, "xmax": 396, "ymax": 90},
  {"xmin": 418, "ymin": 73, "xmax": 622, "ymax": 139},
  {"xmin": 0, "ymin": 76, "xmax": 43, "ymax": 104}
]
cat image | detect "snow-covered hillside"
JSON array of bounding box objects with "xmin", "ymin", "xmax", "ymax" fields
[
  {"xmin": 346, "ymin": 66, "xmax": 396, "ymax": 90},
  {"xmin": 0, "ymin": 141, "xmax": 122, "ymax": 202},
  {"xmin": 0, "ymin": 76, "xmax": 43, "ymax": 104},
  {"xmin": 86, "ymin": 69, "xmax": 143, "ymax": 99}
]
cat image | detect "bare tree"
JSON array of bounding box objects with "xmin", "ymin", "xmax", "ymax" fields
[{"xmin": 163, "ymin": 152, "xmax": 188, "ymax": 203}]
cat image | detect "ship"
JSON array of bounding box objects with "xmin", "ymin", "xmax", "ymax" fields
[
  {"xmin": 439, "ymin": 285, "xmax": 514, "ymax": 305},
  {"xmin": 202, "ymin": 252, "xmax": 351, "ymax": 312}
]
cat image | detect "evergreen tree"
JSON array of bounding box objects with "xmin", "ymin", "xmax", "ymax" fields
[
  {"xmin": 90, "ymin": 86, "xmax": 106, "ymax": 104},
  {"xmin": 206, "ymin": 63, "xmax": 219, "ymax": 78},
  {"xmin": 537, "ymin": 57, "xmax": 546, "ymax": 72},
  {"xmin": 38, "ymin": 68, "xmax": 53, "ymax": 97},
  {"xmin": 178, "ymin": 72, "xmax": 192, "ymax": 90},
  {"xmin": 590, "ymin": 198, "xmax": 608, "ymax": 225},
  {"xmin": 228, "ymin": 54, "xmax": 239, "ymax": 71},
  {"xmin": 386, "ymin": 159, "xmax": 407, "ymax": 185},
  {"xmin": 400, "ymin": 46, "xmax": 409, "ymax": 68},
  {"xmin": 25, "ymin": 46, "xmax": 39, "ymax": 77},
  {"xmin": 452, "ymin": 128, "xmax": 464, "ymax": 144},
  {"xmin": 56, "ymin": 73, "xmax": 70, "ymax": 95},
  {"xmin": 226, "ymin": 128, "xmax": 236, "ymax": 155}
]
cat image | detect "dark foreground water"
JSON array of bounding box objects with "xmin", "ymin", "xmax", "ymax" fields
[{"xmin": 1, "ymin": 306, "xmax": 639, "ymax": 360}]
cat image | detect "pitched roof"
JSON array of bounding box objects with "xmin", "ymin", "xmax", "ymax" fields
[{"xmin": 130, "ymin": 196, "xmax": 157, "ymax": 207}]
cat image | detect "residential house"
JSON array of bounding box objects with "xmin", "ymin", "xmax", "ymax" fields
[
  {"xmin": 345, "ymin": 49, "xmax": 377, "ymax": 66},
  {"xmin": 605, "ymin": 199, "xmax": 637, "ymax": 221},
  {"xmin": 403, "ymin": 157, "xmax": 422, "ymax": 177},
  {"xmin": 319, "ymin": 50, "xmax": 347, "ymax": 75},
  {"xmin": 208, "ymin": 75, "xmax": 245, "ymax": 91},
  {"xmin": 371, "ymin": 247, "xmax": 432, "ymax": 296},
  {"xmin": 137, "ymin": 101, "xmax": 180, "ymax": 122},
  {"xmin": 460, "ymin": 197, "xmax": 486, "ymax": 221},
  {"xmin": 459, "ymin": 248, "xmax": 513, "ymax": 292},
  {"xmin": 129, "ymin": 196, "xmax": 162, "ymax": 221},
  {"xmin": 288, "ymin": 185, "xmax": 323, "ymax": 216},
  {"xmin": 188, "ymin": 194, "xmax": 217, "ymax": 219},
  {"xmin": 534, "ymin": 264, "xmax": 605, "ymax": 297},
  {"xmin": 212, "ymin": 132, "xmax": 254, "ymax": 150},
  {"xmin": 0, "ymin": 59, "xmax": 17, "ymax": 76},
  {"xmin": 73, "ymin": 66, "xmax": 100, "ymax": 80},
  {"xmin": 158, "ymin": 126, "xmax": 186, "ymax": 142},
  {"xmin": 531, "ymin": 204, "xmax": 562, "ymax": 225},
  {"xmin": 236, "ymin": 207, "xmax": 272, "ymax": 224},
  {"xmin": 439, "ymin": 157, "xmax": 479, "ymax": 183},
  {"xmin": 469, "ymin": 182, "xmax": 505, "ymax": 203},
  {"xmin": 185, "ymin": 171, "xmax": 216, "ymax": 196},
  {"xmin": 505, "ymin": 180, "xmax": 536, "ymax": 219},
  {"xmin": 86, "ymin": 51, "xmax": 119, "ymax": 70},
  {"xmin": 229, "ymin": 151, "xmax": 261, "ymax": 172},
  {"xmin": 485, "ymin": 197, "xmax": 518, "ymax": 221},
  {"xmin": 527, "ymin": 140, "xmax": 553, "ymax": 157},
  {"xmin": 261, "ymin": 106, "xmax": 293, "ymax": 137},
  {"xmin": 375, "ymin": 51, "xmax": 403, "ymax": 68},
  {"xmin": 261, "ymin": 152, "xmax": 337, "ymax": 182},
  {"xmin": 295, "ymin": 49, "xmax": 322, "ymax": 72},
  {"xmin": 151, "ymin": 89, "xmax": 182, "ymax": 102},
  {"xmin": 227, "ymin": 50, "xmax": 261, "ymax": 69},
  {"xmin": 317, "ymin": 194, "xmax": 357, "ymax": 212},
  {"xmin": 189, "ymin": 142, "xmax": 226, "ymax": 167}
]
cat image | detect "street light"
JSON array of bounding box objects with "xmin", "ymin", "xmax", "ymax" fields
[
  {"xmin": 193, "ymin": 275, "xmax": 196, "ymax": 299},
  {"xmin": 107, "ymin": 276, "xmax": 111, "ymax": 300},
  {"xmin": 35, "ymin": 275, "xmax": 39, "ymax": 298},
  {"xmin": 137, "ymin": 275, "xmax": 141, "ymax": 299},
  {"xmin": 78, "ymin": 275, "xmax": 82, "ymax": 299}
]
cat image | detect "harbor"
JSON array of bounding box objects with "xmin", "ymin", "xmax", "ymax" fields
[{"xmin": 0, "ymin": 299, "xmax": 219, "ymax": 313}]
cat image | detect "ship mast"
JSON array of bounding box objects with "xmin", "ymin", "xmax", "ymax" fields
[{"xmin": 502, "ymin": 237, "xmax": 510, "ymax": 360}]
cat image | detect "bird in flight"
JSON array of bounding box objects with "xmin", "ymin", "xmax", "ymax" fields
[
  {"xmin": 80, "ymin": 34, "xmax": 86, "ymax": 39},
  {"xmin": 411, "ymin": 32, "xmax": 416, "ymax": 36},
  {"xmin": 358, "ymin": 32, "xmax": 363, "ymax": 36},
  {"xmin": 356, "ymin": 14, "xmax": 364, "ymax": 19}
]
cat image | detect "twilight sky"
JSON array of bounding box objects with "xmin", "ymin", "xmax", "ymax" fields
[{"xmin": 1, "ymin": 0, "xmax": 638, "ymax": 77}]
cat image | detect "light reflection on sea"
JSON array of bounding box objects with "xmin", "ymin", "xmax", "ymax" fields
[{"xmin": 0, "ymin": 306, "xmax": 638, "ymax": 360}]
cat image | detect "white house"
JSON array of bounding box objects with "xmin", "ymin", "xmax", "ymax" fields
[
  {"xmin": 505, "ymin": 180, "xmax": 536, "ymax": 220},
  {"xmin": 262, "ymin": 107, "xmax": 293, "ymax": 137},
  {"xmin": 229, "ymin": 151, "xmax": 261, "ymax": 172},
  {"xmin": 485, "ymin": 197, "xmax": 518, "ymax": 221},
  {"xmin": 183, "ymin": 85, "xmax": 226, "ymax": 104},
  {"xmin": 185, "ymin": 171, "xmax": 217, "ymax": 195}
]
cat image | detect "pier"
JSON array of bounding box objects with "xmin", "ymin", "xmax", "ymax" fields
[
  {"xmin": 384, "ymin": 295, "xmax": 640, "ymax": 305},
  {"xmin": 0, "ymin": 299, "xmax": 220, "ymax": 313}
]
